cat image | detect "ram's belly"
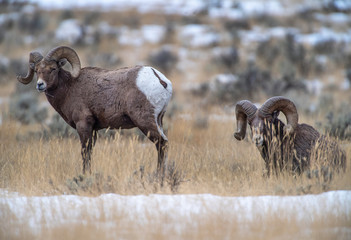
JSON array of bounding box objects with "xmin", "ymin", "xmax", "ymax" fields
[
  {"xmin": 91, "ymin": 108, "xmax": 134, "ymax": 130},
  {"xmin": 89, "ymin": 84, "xmax": 132, "ymax": 130}
]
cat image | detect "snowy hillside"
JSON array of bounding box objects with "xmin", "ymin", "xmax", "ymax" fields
[{"xmin": 26, "ymin": 0, "xmax": 351, "ymax": 16}]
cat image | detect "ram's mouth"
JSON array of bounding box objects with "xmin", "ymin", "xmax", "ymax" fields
[
  {"xmin": 36, "ymin": 86, "xmax": 46, "ymax": 92},
  {"xmin": 36, "ymin": 79, "xmax": 47, "ymax": 92},
  {"xmin": 36, "ymin": 87, "xmax": 46, "ymax": 92}
]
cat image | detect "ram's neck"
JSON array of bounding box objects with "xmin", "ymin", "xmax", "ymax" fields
[
  {"xmin": 268, "ymin": 119, "xmax": 285, "ymax": 140},
  {"xmin": 45, "ymin": 70, "xmax": 71, "ymax": 120}
]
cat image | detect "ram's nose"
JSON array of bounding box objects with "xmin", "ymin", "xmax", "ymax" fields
[{"xmin": 36, "ymin": 79, "xmax": 46, "ymax": 92}]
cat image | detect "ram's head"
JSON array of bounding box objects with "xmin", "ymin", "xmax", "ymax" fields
[
  {"xmin": 17, "ymin": 46, "xmax": 81, "ymax": 92},
  {"xmin": 234, "ymin": 96, "xmax": 299, "ymax": 146}
]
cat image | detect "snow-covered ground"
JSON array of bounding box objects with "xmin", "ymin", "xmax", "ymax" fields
[
  {"xmin": 19, "ymin": 0, "xmax": 351, "ymax": 50},
  {"xmin": 1, "ymin": 190, "xmax": 350, "ymax": 238},
  {"xmin": 25, "ymin": 0, "xmax": 351, "ymax": 17}
]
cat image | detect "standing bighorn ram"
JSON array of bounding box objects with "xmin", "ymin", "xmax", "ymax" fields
[
  {"xmin": 17, "ymin": 46, "xmax": 172, "ymax": 180},
  {"xmin": 234, "ymin": 96, "xmax": 346, "ymax": 176}
]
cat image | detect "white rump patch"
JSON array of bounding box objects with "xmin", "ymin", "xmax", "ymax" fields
[{"xmin": 136, "ymin": 66, "xmax": 172, "ymax": 140}]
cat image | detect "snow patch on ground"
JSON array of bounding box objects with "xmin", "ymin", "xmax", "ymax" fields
[
  {"xmin": 296, "ymin": 27, "xmax": 351, "ymax": 46},
  {"xmin": 178, "ymin": 24, "xmax": 220, "ymax": 48},
  {"xmin": 118, "ymin": 25, "xmax": 166, "ymax": 46},
  {"xmin": 55, "ymin": 19, "xmax": 83, "ymax": 44},
  {"xmin": 305, "ymin": 79, "xmax": 324, "ymax": 96},
  {"xmin": 1, "ymin": 190, "xmax": 350, "ymax": 237}
]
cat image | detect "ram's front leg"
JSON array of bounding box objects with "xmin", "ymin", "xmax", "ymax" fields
[{"xmin": 76, "ymin": 120, "xmax": 94, "ymax": 174}]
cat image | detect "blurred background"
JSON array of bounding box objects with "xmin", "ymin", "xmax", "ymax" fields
[{"xmin": 0, "ymin": 0, "xmax": 351, "ymax": 140}]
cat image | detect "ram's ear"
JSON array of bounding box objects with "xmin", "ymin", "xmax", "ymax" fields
[{"xmin": 58, "ymin": 58, "xmax": 67, "ymax": 68}]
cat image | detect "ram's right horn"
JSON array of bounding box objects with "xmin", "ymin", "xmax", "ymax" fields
[{"xmin": 17, "ymin": 52, "xmax": 43, "ymax": 84}]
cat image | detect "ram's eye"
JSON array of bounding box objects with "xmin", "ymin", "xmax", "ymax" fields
[{"xmin": 50, "ymin": 68, "xmax": 57, "ymax": 72}]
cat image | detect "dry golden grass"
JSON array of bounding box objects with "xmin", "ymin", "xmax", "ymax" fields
[{"xmin": 1, "ymin": 109, "xmax": 350, "ymax": 197}]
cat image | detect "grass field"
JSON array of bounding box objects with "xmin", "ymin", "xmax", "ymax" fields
[
  {"xmin": 1, "ymin": 112, "xmax": 350, "ymax": 240},
  {"xmin": 1, "ymin": 108, "xmax": 350, "ymax": 197}
]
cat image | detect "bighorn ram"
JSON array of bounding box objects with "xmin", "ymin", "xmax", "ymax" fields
[
  {"xmin": 234, "ymin": 96, "xmax": 346, "ymax": 176},
  {"xmin": 17, "ymin": 46, "xmax": 172, "ymax": 180}
]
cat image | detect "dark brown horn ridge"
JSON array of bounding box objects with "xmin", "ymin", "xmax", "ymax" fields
[
  {"xmin": 17, "ymin": 51, "xmax": 43, "ymax": 84},
  {"xmin": 259, "ymin": 96, "xmax": 298, "ymax": 135},
  {"xmin": 45, "ymin": 46, "xmax": 81, "ymax": 78},
  {"xmin": 234, "ymin": 100, "xmax": 257, "ymax": 140}
]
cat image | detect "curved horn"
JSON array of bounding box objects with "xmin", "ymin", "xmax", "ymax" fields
[
  {"xmin": 234, "ymin": 100, "xmax": 257, "ymax": 141},
  {"xmin": 45, "ymin": 46, "xmax": 81, "ymax": 78},
  {"xmin": 258, "ymin": 96, "xmax": 298, "ymax": 135},
  {"xmin": 17, "ymin": 52, "xmax": 43, "ymax": 84}
]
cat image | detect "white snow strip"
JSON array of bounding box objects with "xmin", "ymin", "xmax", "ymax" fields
[{"xmin": 0, "ymin": 190, "xmax": 350, "ymax": 237}]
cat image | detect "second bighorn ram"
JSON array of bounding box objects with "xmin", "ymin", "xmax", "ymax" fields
[
  {"xmin": 17, "ymin": 46, "xmax": 172, "ymax": 179},
  {"xmin": 234, "ymin": 96, "xmax": 346, "ymax": 176}
]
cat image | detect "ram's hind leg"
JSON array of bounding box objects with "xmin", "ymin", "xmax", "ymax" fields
[
  {"xmin": 156, "ymin": 111, "xmax": 168, "ymax": 178},
  {"xmin": 133, "ymin": 113, "xmax": 168, "ymax": 185},
  {"xmin": 143, "ymin": 127, "xmax": 168, "ymax": 184}
]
